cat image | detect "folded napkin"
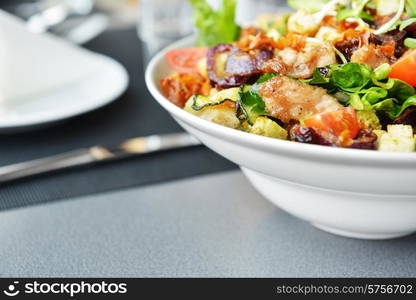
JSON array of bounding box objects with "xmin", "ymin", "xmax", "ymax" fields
[{"xmin": 0, "ymin": 10, "xmax": 105, "ymax": 108}]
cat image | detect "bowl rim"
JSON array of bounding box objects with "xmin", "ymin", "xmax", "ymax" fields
[{"xmin": 145, "ymin": 36, "xmax": 416, "ymax": 167}]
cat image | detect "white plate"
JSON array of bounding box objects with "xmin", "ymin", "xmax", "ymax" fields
[{"xmin": 0, "ymin": 54, "xmax": 128, "ymax": 133}]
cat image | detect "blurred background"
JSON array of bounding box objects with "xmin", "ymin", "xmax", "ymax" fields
[
  {"xmin": 0, "ymin": 0, "xmax": 289, "ymax": 209},
  {"xmin": 0, "ymin": 0, "xmax": 289, "ymax": 63}
]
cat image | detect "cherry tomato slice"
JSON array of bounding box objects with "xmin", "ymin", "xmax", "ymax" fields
[
  {"xmin": 165, "ymin": 47, "xmax": 208, "ymax": 74},
  {"xmin": 304, "ymin": 107, "xmax": 359, "ymax": 139},
  {"xmin": 389, "ymin": 49, "xmax": 416, "ymax": 87}
]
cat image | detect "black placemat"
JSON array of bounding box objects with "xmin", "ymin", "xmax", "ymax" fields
[{"xmin": 0, "ymin": 28, "xmax": 237, "ymax": 211}]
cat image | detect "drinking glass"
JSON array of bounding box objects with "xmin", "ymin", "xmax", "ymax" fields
[
  {"xmin": 137, "ymin": 0, "xmax": 193, "ymax": 65},
  {"xmin": 137, "ymin": 0, "xmax": 290, "ymax": 65}
]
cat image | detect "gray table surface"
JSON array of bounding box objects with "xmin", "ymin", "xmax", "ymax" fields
[{"xmin": 0, "ymin": 170, "xmax": 415, "ymax": 277}]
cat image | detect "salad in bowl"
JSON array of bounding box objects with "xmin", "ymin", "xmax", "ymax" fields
[
  {"xmin": 161, "ymin": 0, "xmax": 416, "ymax": 152},
  {"xmin": 147, "ymin": 0, "xmax": 416, "ymax": 239}
]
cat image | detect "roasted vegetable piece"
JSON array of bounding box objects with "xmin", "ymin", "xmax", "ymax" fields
[
  {"xmin": 351, "ymin": 45, "xmax": 392, "ymax": 69},
  {"xmin": 262, "ymin": 41, "xmax": 336, "ymax": 79},
  {"xmin": 303, "ymin": 107, "xmax": 359, "ymax": 139},
  {"xmin": 350, "ymin": 129, "xmax": 378, "ymax": 150},
  {"xmin": 375, "ymin": 124, "xmax": 415, "ymax": 152},
  {"xmin": 258, "ymin": 76, "xmax": 342, "ymax": 123},
  {"xmin": 184, "ymin": 91, "xmax": 240, "ymax": 128},
  {"xmin": 207, "ymin": 44, "xmax": 272, "ymax": 88},
  {"xmin": 189, "ymin": 0, "xmax": 240, "ymax": 47},
  {"xmin": 250, "ymin": 117, "xmax": 288, "ymax": 139},
  {"xmin": 290, "ymin": 125, "xmax": 334, "ymax": 146}
]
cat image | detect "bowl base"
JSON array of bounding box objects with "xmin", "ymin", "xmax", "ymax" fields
[
  {"xmin": 241, "ymin": 167, "xmax": 416, "ymax": 240},
  {"xmin": 312, "ymin": 223, "xmax": 414, "ymax": 240}
]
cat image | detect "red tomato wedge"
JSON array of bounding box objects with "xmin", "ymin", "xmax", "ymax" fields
[
  {"xmin": 303, "ymin": 107, "xmax": 359, "ymax": 139},
  {"xmin": 165, "ymin": 47, "xmax": 208, "ymax": 74},
  {"xmin": 389, "ymin": 49, "xmax": 416, "ymax": 86}
]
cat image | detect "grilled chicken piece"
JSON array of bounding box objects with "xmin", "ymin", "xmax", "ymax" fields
[
  {"xmin": 258, "ymin": 76, "xmax": 342, "ymax": 123},
  {"xmin": 261, "ymin": 42, "xmax": 336, "ymax": 79},
  {"xmin": 351, "ymin": 45, "xmax": 391, "ymax": 69}
]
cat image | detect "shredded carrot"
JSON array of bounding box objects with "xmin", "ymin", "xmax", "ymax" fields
[
  {"xmin": 320, "ymin": 15, "xmax": 337, "ymax": 28},
  {"xmin": 160, "ymin": 73, "xmax": 211, "ymax": 108},
  {"xmin": 378, "ymin": 41, "xmax": 396, "ymax": 57}
]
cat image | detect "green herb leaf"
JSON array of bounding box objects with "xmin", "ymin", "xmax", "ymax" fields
[
  {"xmin": 256, "ymin": 73, "xmax": 277, "ymax": 84},
  {"xmin": 387, "ymin": 80, "xmax": 415, "ymax": 102},
  {"xmin": 238, "ymin": 74, "xmax": 276, "ymax": 124},
  {"xmin": 330, "ymin": 63, "xmax": 372, "ymax": 92},
  {"xmin": 306, "ymin": 62, "xmax": 416, "ymax": 120},
  {"xmin": 336, "ymin": 7, "xmax": 356, "ymax": 21},
  {"xmin": 359, "ymin": 10, "xmax": 374, "ymax": 21},
  {"xmin": 303, "ymin": 68, "xmax": 331, "ymax": 85},
  {"xmin": 189, "ymin": 0, "xmax": 241, "ymax": 47},
  {"xmin": 397, "ymin": 95, "xmax": 416, "ymax": 116},
  {"xmin": 372, "ymin": 98, "xmax": 400, "ymax": 119},
  {"xmin": 336, "ymin": 1, "xmax": 373, "ymax": 22},
  {"xmin": 191, "ymin": 95, "xmax": 232, "ymax": 111}
]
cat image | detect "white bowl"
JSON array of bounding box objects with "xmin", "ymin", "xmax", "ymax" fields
[{"xmin": 146, "ymin": 37, "xmax": 416, "ymax": 240}]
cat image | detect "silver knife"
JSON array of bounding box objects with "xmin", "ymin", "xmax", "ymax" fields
[{"xmin": 0, "ymin": 133, "xmax": 201, "ymax": 184}]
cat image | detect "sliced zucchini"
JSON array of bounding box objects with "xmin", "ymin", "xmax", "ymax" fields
[
  {"xmin": 184, "ymin": 88, "xmax": 240, "ymax": 112},
  {"xmin": 211, "ymin": 87, "xmax": 240, "ymax": 102},
  {"xmin": 184, "ymin": 89, "xmax": 241, "ymax": 129}
]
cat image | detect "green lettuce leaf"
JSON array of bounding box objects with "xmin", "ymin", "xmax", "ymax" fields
[
  {"xmin": 189, "ymin": 0, "xmax": 240, "ymax": 47},
  {"xmin": 303, "ymin": 68, "xmax": 331, "ymax": 85},
  {"xmin": 330, "ymin": 63, "xmax": 372, "ymax": 92},
  {"xmin": 349, "ymin": 93, "xmax": 371, "ymax": 110},
  {"xmin": 372, "ymin": 98, "xmax": 400, "ymax": 119},
  {"xmin": 387, "ymin": 81, "xmax": 415, "ymax": 102},
  {"xmin": 306, "ymin": 62, "xmax": 416, "ymax": 120},
  {"xmin": 337, "ymin": 0, "xmax": 373, "ymax": 21},
  {"xmin": 360, "ymin": 87, "xmax": 388, "ymax": 104},
  {"xmin": 372, "ymin": 78, "xmax": 415, "ymax": 102},
  {"xmin": 396, "ymin": 95, "xmax": 416, "ymax": 116}
]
